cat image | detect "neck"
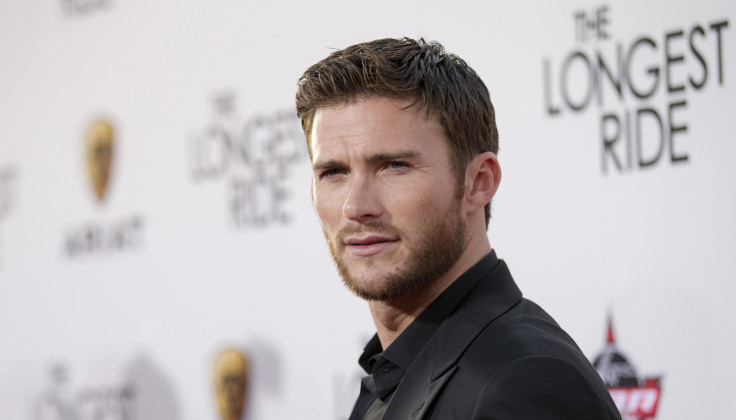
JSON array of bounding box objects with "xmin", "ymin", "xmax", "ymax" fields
[{"xmin": 368, "ymin": 231, "xmax": 491, "ymax": 349}]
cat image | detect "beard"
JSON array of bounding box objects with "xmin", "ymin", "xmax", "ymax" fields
[{"xmin": 325, "ymin": 199, "xmax": 467, "ymax": 301}]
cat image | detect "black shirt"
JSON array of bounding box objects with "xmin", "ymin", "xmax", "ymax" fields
[{"xmin": 350, "ymin": 251, "xmax": 501, "ymax": 420}]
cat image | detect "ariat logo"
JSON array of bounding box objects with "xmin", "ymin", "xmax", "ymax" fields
[
  {"xmin": 213, "ymin": 348, "xmax": 249, "ymax": 420},
  {"xmin": 592, "ymin": 316, "xmax": 663, "ymax": 419},
  {"xmin": 85, "ymin": 119, "xmax": 114, "ymax": 202},
  {"xmin": 63, "ymin": 117, "xmax": 145, "ymax": 259}
]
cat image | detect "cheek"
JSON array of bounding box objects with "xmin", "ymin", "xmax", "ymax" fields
[
  {"xmin": 396, "ymin": 182, "xmax": 455, "ymax": 220},
  {"xmin": 394, "ymin": 182, "xmax": 438, "ymax": 207},
  {"xmin": 313, "ymin": 191, "xmax": 342, "ymax": 229}
]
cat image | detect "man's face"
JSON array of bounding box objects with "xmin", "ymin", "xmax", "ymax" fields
[{"xmin": 310, "ymin": 97, "xmax": 467, "ymax": 301}]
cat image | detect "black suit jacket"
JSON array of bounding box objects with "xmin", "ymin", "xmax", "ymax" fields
[{"xmin": 371, "ymin": 258, "xmax": 621, "ymax": 419}]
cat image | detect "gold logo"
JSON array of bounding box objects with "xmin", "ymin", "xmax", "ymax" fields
[
  {"xmin": 85, "ymin": 119, "xmax": 114, "ymax": 202},
  {"xmin": 214, "ymin": 348, "xmax": 249, "ymax": 420}
]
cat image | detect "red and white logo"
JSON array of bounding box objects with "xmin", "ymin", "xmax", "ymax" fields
[{"xmin": 592, "ymin": 316, "xmax": 663, "ymax": 419}]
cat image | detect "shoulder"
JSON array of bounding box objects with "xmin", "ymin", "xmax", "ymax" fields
[
  {"xmin": 439, "ymin": 299, "xmax": 620, "ymax": 418},
  {"xmin": 462, "ymin": 297, "xmax": 609, "ymax": 394},
  {"xmin": 471, "ymin": 355, "xmax": 620, "ymax": 419},
  {"xmin": 461, "ymin": 298, "xmax": 587, "ymax": 367}
]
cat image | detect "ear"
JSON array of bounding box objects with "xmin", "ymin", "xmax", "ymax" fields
[{"xmin": 463, "ymin": 152, "xmax": 501, "ymax": 212}]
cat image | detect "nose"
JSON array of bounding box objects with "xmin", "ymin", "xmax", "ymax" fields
[{"xmin": 343, "ymin": 174, "xmax": 382, "ymax": 222}]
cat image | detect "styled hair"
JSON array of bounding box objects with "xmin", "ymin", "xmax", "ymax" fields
[{"xmin": 295, "ymin": 37, "xmax": 498, "ymax": 227}]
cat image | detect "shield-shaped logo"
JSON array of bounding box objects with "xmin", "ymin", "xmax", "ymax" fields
[
  {"xmin": 214, "ymin": 348, "xmax": 249, "ymax": 420},
  {"xmin": 85, "ymin": 119, "xmax": 114, "ymax": 202}
]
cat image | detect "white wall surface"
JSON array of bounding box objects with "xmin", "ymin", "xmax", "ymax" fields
[{"xmin": 1, "ymin": 1, "xmax": 734, "ymax": 419}]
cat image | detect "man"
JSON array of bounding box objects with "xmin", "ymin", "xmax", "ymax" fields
[{"xmin": 296, "ymin": 38, "xmax": 620, "ymax": 419}]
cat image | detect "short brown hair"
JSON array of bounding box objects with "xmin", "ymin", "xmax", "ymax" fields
[{"xmin": 295, "ymin": 37, "xmax": 498, "ymax": 227}]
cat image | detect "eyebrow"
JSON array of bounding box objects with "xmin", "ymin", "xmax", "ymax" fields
[
  {"xmin": 366, "ymin": 151, "xmax": 420, "ymax": 162},
  {"xmin": 312, "ymin": 159, "xmax": 343, "ymax": 171},
  {"xmin": 312, "ymin": 151, "xmax": 420, "ymax": 171}
]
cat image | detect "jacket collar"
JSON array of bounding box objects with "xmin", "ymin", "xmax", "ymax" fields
[
  {"xmin": 382, "ymin": 253, "xmax": 523, "ymax": 419},
  {"xmin": 430, "ymin": 258, "xmax": 522, "ymax": 380}
]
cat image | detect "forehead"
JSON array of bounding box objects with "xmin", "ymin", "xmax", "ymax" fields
[{"xmin": 309, "ymin": 97, "xmax": 448, "ymax": 160}]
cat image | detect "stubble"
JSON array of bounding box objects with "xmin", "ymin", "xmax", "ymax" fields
[{"xmin": 325, "ymin": 200, "xmax": 467, "ymax": 301}]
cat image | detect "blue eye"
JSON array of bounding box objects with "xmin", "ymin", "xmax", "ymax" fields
[
  {"xmin": 387, "ymin": 161, "xmax": 409, "ymax": 170},
  {"xmin": 319, "ymin": 168, "xmax": 345, "ymax": 179}
]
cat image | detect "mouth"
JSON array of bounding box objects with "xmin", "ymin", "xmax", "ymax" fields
[{"xmin": 344, "ymin": 235, "xmax": 398, "ymax": 257}]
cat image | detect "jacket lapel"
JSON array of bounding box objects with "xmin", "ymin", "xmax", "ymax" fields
[
  {"xmin": 383, "ymin": 260, "xmax": 522, "ymax": 419},
  {"xmin": 408, "ymin": 365, "xmax": 458, "ymax": 420}
]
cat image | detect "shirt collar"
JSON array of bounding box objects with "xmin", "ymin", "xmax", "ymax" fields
[{"xmin": 357, "ymin": 250, "xmax": 501, "ymax": 399}]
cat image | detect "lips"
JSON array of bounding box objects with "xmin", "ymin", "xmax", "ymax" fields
[{"xmin": 344, "ymin": 235, "xmax": 398, "ymax": 257}]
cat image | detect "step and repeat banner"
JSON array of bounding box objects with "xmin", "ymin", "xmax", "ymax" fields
[{"xmin": 1, "ymin": 1, "xmax": 734, "ymax": 419}]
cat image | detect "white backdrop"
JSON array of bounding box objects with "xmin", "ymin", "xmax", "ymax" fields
[{"xmin": 1, "ymin": 0, "xmax": 734, "ymax": 419}]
